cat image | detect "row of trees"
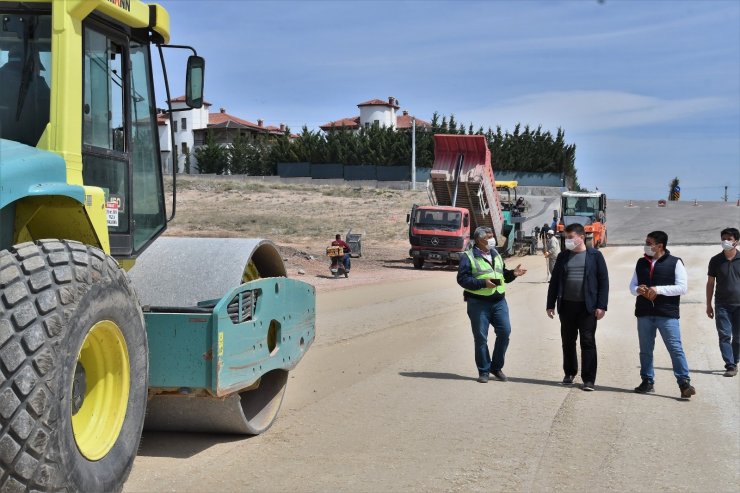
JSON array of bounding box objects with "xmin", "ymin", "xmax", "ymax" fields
[{"xmin": 192, "ymin": 112, "xmax": 579, "ymax": 186}]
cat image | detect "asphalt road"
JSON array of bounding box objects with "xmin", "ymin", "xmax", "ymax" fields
[
  {"xmin": 124, "ymin": 245, "xmax": 739, "ymax": 492},
  {"xmin": 522, "ymin": 197, "xmax": 739, "ymax": 245}
]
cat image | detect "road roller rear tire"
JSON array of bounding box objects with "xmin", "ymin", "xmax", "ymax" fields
[{"xmin": 0, "ymin": 240, "xmax": 147, "ymax": 492}]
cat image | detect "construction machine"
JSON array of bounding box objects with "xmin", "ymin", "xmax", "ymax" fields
[
  {"xmin": 0, "ymin": 2, "xmax": 315, "ymax": 491},
  {"xmin": 407, "ymin": 134, "xmax": 533, "ymax": 268},
  {"xmin": 556, "ymin": 191, "xmax": 608, "ymax": 248}
]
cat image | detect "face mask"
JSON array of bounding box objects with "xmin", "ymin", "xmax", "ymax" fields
[
  {"xmin": 487, "ymin": 238, "xmax": 497, "ymax": 250},
  {"xmin": 564, "ymin": 239, "xmax": 577, "ymax": 251},
  {"xmin": 722, "ymin": 240, "xmax": 736, "ymax": 250},
  {"xmin": 644, "ymin": 245, "xmax": 655, "ymax": 257}
]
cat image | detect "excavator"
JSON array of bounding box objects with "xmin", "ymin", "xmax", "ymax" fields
[{"xmin": 0, "ymin": 1, "xmax": 315, "ymax": 491}]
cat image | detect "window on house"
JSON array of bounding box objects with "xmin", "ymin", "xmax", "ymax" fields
[
  {"xmin": 181, "ymin": 142, "xmax": 188, "ymax": 155},
  {"xmin": 364, "ymin": 122, "xmax": 369, "ymax": 130},
  {"xmin": 181, "ymin": 118, "xmax": 187, "ymax": 130},
  {"xmin": 173, "ymin": 120, "xmax": 177, "ymax": 132}
]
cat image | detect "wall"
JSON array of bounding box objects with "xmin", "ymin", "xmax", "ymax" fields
[
  {"xmin": 493, "ymin": 171, "xmax": 564, "ymax": 187},
  {"xmin": 277, "ymin": 163, "xmax": 429, "ymax": 183},
  {"xmin": 158, "ymin": 120, "xmax": 172, "ymax": 173}
]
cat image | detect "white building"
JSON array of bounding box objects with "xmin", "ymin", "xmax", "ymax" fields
[
  {"xmin": 157, "ymin": 96, "xmax": 211, "ymax": 173},
  {"xmin": 320, "ymin": 97, "xmax": 431, "ymax": 132}
]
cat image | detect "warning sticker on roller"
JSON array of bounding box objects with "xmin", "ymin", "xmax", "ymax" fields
[{"xmin": 106, "ymin": 201, "xmax": 119, "ymax": 227}]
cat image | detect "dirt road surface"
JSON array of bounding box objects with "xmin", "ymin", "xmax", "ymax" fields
[{"xmin": 124, "ymin": 245, "xmax": 739, "ymax": 492}]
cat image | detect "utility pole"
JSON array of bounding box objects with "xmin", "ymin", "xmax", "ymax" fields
[
  {"xmin": 723, "ymin": 185, "xmax": 728, "ymax": 202},
  {"xmin": 411, "ymin": 117, "xmax": 416, "ymax": 190}
]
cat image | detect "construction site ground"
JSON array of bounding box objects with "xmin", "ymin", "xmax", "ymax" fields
[{"xmin": 123, "ymin": 178, "xmax": 739, "ymax": 491}]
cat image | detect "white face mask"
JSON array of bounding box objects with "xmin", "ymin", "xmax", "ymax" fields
[
  {"xmin": 722, "ymin": 240, "xmax": 736, "ymax": 250},
  {"xmin": 564, "ymin": 239, "xmax": 577, "ymax": 251},
  {"xmin": 487, "ymin": 238, "xmax": 497, "ymax": 250},
  {"xmin": 644, "ymin": 245, "xmax": 655, "ymax": 257}
]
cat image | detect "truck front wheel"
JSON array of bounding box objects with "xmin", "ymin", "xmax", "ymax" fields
[
  {"xmin": 412, "ymin": 257, "xmax": 424, "ymax": 269},
  {"xmin": 0, "ymin": 240, "xmax": 147, "ymax": 492}
]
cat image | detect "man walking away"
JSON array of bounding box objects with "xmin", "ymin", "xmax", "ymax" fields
[
  {"xmin": 546, "ymin": 223, "xmax": 609, "ymax": 391},
  {"xmin": 706, "ymin": 227, "xmax": 740, "ymax": 377},
  {"xmin": 630, "ymin": 231, "xmax": 695, "ymax": 399},
  {"xmin": 457, "ymin": 227, "xmax": 527, "ymax": 383}
]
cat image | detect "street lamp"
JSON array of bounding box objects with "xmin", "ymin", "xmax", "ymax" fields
[{"xmin": 411, "ymin": 116, "xmax": 416, "ymax": 190}]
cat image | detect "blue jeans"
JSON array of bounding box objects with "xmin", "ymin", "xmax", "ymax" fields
[
  {"xmin": 715, "ymin": 304, "xmax": 740, "ymax": 368},
  {"xmin": 343, "ymin": 254, "xmax": 351, "ymax": 270},
  {"xmin": 637, "ymin": 316, "xmax": 690, "ymax": 385},
  {"xmin": 466, "ymin": 297, "xmax": 511, "ymax": 375}
]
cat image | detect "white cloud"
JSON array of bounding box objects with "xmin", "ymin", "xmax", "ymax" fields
[{"xmin": 459, "ymin": 90, "xmax": 729, "ymax": 134}]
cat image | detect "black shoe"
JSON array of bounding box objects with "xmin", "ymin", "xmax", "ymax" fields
[
  {"xmin": 492, "ymin": 370, "xmax": 508, "ymax": 382},
  {"xmin": 724, "ymin": 366, "xmax": 738, "ymax": 377},
  {"xmin": 561, "ymin": 375, "xmax": 575, "ymax": 385},
  {"xmin": 477, "ymin": 373, "xmax": 489, "ymax": 383},
  {"xmin": 582, "ymin": 381, "xmax": 595, "ymax": 391},
  {"xmin": 634, "ymin": 379, "xmax": 655, "ymax": 394},
  {"xmin": 679, "ymin": 382, "xmax": 696, "ymax": 400}
]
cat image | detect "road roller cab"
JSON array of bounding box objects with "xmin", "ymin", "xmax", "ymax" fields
[{"xmin": 0, "ymin": 2, "xmax": 315, "ymax": 491}]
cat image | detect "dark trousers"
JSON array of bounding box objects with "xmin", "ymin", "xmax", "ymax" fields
[{"xmin": 558, "ymin": 299, "xmax": 598, "ymax": 383}]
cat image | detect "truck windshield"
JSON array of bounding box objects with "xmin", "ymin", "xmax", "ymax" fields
[
  {"xmin": 414, "ymin": 210, "xmax": 462, "ymax": 230},
  {"xmin": 562, "ymin": 196, "xmax": 600, "ymax": 225},
  {"xmin": 563, "ymin": 196, "xmax": 599, "ymax": 215},
  {"xmin": 0, "ymin": 12, "xmax": 51, "ymax": 147}
]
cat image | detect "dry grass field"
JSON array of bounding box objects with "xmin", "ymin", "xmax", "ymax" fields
[{"xmin": 163, "ymin": 176, "xmax": 435, "ymax": 289}]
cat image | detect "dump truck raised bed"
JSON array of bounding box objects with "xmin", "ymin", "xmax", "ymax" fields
[
  {"xmin": 408, "ymin": 134, "xmax": 527, "ymax": 268},
  {"xmin": 0, "ymin": 1, "xmax": 314, "ymax": 491}
]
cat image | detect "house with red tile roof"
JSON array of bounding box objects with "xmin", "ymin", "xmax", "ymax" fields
[
  {"xmin": 320, "ymin": 97, "xmax": 431, "ymax": 133},
  {"xmin": 158, "ymin": 98, "xmax": 293, "ymax": 173}
]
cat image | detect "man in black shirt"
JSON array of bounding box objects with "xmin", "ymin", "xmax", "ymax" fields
[
  {"xmin": 706, "ymin": 227, "xmax": 740, "ymax": 377},
  {"xmin": 546, "ymin": 223, "xmax": 609, "ymax": 391}
]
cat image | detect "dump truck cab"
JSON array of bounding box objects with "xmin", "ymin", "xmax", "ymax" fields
[
  {"xmin": 408, "ymin": 203, "xmax": 471, "ymax": 267},
  {"xmin": 556, "ymin": 191, "xmax": 607, "ymax": 248}
]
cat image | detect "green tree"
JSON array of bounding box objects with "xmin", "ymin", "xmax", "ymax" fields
[
  {"xmin": 228, "ymin": 134, "xmax": 251, "ymax": 174},
  {"xmin": 193, "ymin": 131, "xmax": 228, "ymax": 174}
]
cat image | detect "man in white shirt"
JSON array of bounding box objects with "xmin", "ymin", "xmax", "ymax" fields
[{"xmin": 629, "ymin": 230, "xmax": 695, "ymax": 399}]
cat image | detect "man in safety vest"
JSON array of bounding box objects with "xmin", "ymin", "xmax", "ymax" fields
[{"xmin": 457, "ymin": 226, "xmax": 528, "ymax": 383}]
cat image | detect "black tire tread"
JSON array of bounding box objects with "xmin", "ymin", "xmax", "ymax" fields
[{"xmin": 0, "ymin": 240, "xmax": 140, "ymax": 492}]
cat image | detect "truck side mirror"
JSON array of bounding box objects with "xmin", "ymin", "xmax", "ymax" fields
[
  {"xmin": 185, "ymin": 55, "xmax": 205, "ymax": 108},
  {"xmin": 406, "ymin": 213, "xmax": 410, "ymax": 224},
  {"xmin": 463, "ymin": 216, "xmax": 469, "ymax": 227}
]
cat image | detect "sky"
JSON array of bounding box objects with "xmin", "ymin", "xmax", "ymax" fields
[{"xmin": 156, "ymin": 0, "xmax": 740, "ymax": 201}]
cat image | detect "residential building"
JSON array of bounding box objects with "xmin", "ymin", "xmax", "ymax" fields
[
  {"xmin": 158, "ymin": 97, "xmax": 292, "ymax": 173},
  {"xmin": 320, "ymin": 97, "xmax": 431, "ymax": 133},
  {"xmin": 157, "ymin": 95, "xmax": 210, "ymax": 173}
]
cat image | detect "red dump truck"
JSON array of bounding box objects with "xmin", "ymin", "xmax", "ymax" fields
[{"xmin": 408, "ymin": 134, "xmax": 515, "ymax": 269}]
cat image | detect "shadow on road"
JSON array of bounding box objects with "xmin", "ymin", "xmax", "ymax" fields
[
  {"xmin": 654, "ymin": 366, "xmax": 725, "ymax": 376},
  {"xmin": 398, "ymin": 371, "xmax": 476, "ymax": 381},
  {"xmin": 400, "ymin": 372, "xmax": 684, "ymax": 400},
  {"xmin": 138, "ymin": 431, "xmax": 247, "ymax": 459}
]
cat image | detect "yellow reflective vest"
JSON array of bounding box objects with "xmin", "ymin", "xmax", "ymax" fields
[{"xmin": 464, "ymin": 249, "xmax": 506, "ymax": 296}]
